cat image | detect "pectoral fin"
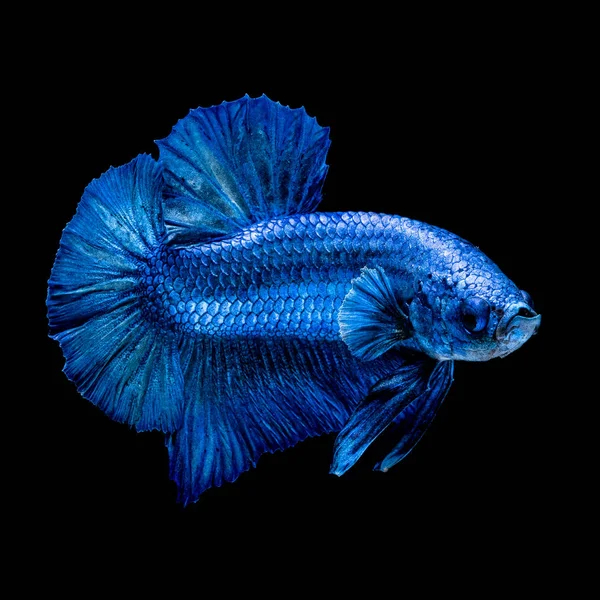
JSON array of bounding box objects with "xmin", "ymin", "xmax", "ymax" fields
[
  {"xmin": 338, "ymin": 266, "xmax": 411, "ymax": 361},
  {"xmin": 330, "ymin": 359, "xmax": 453, "ymax": 476}
]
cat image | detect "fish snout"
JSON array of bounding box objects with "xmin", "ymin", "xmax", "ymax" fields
[{"xmin": 495, "ymin": 301, "xmax": 541, "ymax": 343}]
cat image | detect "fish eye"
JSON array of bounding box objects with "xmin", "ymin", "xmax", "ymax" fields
[
  {"xmin": 520, "ymin": 289, "xmax": 534, "ymax": 309},
  {"xmin": 460, "ymin": 297, "xmax": 491, "ymax": 333}
]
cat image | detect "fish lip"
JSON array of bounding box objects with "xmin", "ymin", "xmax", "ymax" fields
[{"xmin": 495, "ymin": 302, "xmax": 541, "ymax": 342}]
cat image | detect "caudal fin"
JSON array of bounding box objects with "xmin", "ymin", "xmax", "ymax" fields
[{"xmin": 47, "ymin": 154, "xmax": 184, "ymax": 432}]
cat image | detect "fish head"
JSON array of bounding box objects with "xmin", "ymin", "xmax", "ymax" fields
[{"xmin": 408, "ymin": 250, "xmax": 541, "ymax": 362}]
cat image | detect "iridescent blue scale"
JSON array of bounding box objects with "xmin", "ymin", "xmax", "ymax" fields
[{"xmin": 145, "ymin": 212, "xmax": 395, "ymax": 340}]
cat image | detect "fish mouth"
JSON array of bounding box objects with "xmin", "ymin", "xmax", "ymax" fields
[{"xmin": 495, "ymin": 301, "xmax": 541, "ymax": 346}]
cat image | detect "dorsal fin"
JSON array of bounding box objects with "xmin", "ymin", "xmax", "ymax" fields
[{"xmin": 156, "ymin": 94, "xmax": 331, "ymax": 245}]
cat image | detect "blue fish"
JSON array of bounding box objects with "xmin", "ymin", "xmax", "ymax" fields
[{"xmin": 47, "ymin": 95, "xmax": 541, "ymax": 505}]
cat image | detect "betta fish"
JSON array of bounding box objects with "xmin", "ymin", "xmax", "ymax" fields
[{"xmin": 47, "ymin": 94, "xmax": 541, "ymax": 505}]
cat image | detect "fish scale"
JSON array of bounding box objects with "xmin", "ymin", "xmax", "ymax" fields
[{"xmin": 141, "ymin": 211, "xmax": 453, "ymax": 340}]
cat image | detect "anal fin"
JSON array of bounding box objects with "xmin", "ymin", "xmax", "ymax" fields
[{"xmin": 166, "ymin": 338, "xmax": 407, "ymax": 505}]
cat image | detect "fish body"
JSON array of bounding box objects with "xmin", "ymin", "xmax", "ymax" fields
[
  {"xmin": 145, "ymin": 210, "xmax": 526, "ymax": 357},
  {"xmin": 145, "ymin": 212, "xmax": 432, "ymax": 343},
  {"xmin": 47, "ymin": 95, "xmax": 540, "ymax": 504}
]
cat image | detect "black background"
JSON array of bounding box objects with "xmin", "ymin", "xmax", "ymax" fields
[{"xmin": 29, "ymin": 22, "xmax": 567, "ymax": 564}]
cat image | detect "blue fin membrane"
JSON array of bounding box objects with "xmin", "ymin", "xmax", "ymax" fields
[
  {"xmin": 338, "ymin": 266, "xmax": 412, "ymax": 361},
  {"xmin": 47, "ymin": 155, "xmax": 184, "ymax": 432},
  {"xmin": 166, "ymin": 338, "xmax": 407, "ymax": 505},
  {"xmin": 374, "ymin": 360, "xmax": 454, "ymax": 471},
  {"xmin": 156, "ymin": 94, "xmax": 331, "ymax": 244},
  {"xmin": 330, "ymin": 359, "xmax": 453, "ymax": 476}
]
